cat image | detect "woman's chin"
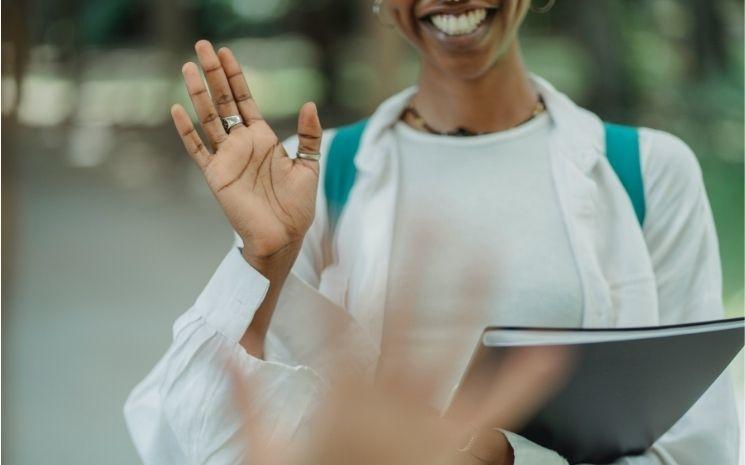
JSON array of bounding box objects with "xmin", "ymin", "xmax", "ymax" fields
[
  {"xmin": 421, "ymin": 41, "xmax": 514, "ymax": 82},
  {"xmin": 422, "ymin": 56, "xmax": 491, "ymax": 80},
  {"xmin": 417, "ymin": 21, "xmax": 511, "ymax": 79}
]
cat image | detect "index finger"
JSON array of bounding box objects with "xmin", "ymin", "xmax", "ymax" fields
[{"xmin": 217, "ymin": 47, "xmax": 263, "ymax": 125}]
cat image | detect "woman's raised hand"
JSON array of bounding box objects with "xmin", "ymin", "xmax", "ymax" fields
[{"xmin": 171, "ymin": 40, "xmax": 322, "ymax": 265}]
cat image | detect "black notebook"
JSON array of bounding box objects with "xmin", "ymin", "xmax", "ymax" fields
[{"xmin": 448, "ymin": 318, "xmax": 744, "ymax": 464}]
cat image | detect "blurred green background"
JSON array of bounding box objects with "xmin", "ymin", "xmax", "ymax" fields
[{"xmin": 2, "ymin": 1, "xmax": 743, "ymax": 464}]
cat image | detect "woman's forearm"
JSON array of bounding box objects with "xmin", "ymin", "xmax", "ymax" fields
[{"xmin": 240, "ymin": 242, "xmax": 303, "ymax": 358}]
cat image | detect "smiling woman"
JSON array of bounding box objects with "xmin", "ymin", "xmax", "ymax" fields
[{"xmin": 123, "ymin": 1, "xmax": 740, "ymax": 465}]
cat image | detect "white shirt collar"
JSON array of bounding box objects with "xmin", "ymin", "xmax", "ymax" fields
[{"xmin": 354, "ymin": 74, "xmax": 605, "ymax": 175}]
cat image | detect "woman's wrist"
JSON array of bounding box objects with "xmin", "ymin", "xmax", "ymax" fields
[{"xmin": 241, "ymin": 239, "xmax": 302, "ymax": 279}]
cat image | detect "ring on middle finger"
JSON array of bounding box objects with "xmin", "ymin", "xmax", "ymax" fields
[{"xmin": 221, "ymin": 115, "xmax": 244, "ymax": 133}]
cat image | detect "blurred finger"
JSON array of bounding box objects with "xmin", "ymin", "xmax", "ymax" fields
[
  {"xmin": 375, "ymin": 227, "xmax": 444, "ymax": 397},
  {"xmin": 374, "ymin": 235, "xmax": 429, "ymax": 390},
  {"xmin": 375, "ymin": 224, "xmax": 492, "ymax": 407},
  {"xmin": 217, "ymin": 47, "xmax": 263, "ymax": 125},
  {"xmin": 416, "ymin": 264, "xmax": 492, "ymax": 407},
  {"xmin": 226, "ymin": 356, "xmax": 279, "ymax": 465},
  {"xmin": 171, "ymin": 103, "xmax": 210, "ymax": 169},
  {"xmin": 195, "ymin": 40, "xmax": 242, "ymax": 120},
  {"xmin": 473, "ymin": 346, "xmax": 573, "ymax": 431},
  {"xmin": 182, "ymin": 61, "xmax": 227, "ymax": 149}
]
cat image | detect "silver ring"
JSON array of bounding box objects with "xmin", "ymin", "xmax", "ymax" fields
[
  {"xmin": 221, "ymin": 115, "xmax": 244, "ymax": 133},
  {"xmin": 296, "ymin": 151, "xmax": 321, "ymax": 161}
]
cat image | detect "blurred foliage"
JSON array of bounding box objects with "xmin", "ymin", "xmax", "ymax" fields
[{"xmin": 3, "ymin": 0, "xmax": 743, "ymax": 312}]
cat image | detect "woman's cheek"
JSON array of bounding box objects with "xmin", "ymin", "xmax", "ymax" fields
[
  {"xmin": 506, "ymin": 0, "xmax": 530, "ymax": 30},
  {"xmin": 388, "ymin": 1, "xmax": 428, "ymax": 50}
]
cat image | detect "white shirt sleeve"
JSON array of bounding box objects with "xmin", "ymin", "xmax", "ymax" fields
[
  {"xmin": 629, "ymin": 128, "xmax": 740, "ymax": 465},
  {"xmin": 504, "ymin": 128, "xmax": 740, "ymax": 465},
  {"xmin": 123, "ymin": 247, "xmax": 330, "ymax": 465},
  {"xmin": 123, "ymin": 131, "xmax": 377, "ymax": 465}
]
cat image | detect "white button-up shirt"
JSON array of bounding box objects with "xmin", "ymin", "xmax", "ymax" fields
[{"xmin": 124, "ymin": 77, "xmax": 740, "ymax": 465}]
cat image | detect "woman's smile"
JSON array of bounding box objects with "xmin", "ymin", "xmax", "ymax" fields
[
  {"xmin": 389, "ymin": 0, "xmax": 523, "ymax": 79},
  {"xmin": 429, "ymin": 9, "xmax": 489, "ymax": 36},
  {"xmin": 415, "ymin": 0, "xmax": 504, "ymax": 52}
]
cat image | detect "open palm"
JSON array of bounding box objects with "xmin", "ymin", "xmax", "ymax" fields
[{"xmin": 171, "ymin": 41, "xmax": 322, "ymax": 260}]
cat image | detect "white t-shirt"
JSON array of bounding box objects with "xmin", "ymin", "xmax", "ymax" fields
[{"xmin": 383, "ymin": 114, "xmax": 583, "ymax": 403}]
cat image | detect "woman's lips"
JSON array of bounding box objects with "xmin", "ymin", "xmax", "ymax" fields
[
  {"xmin": 415, "ymin": 0, "xmax": 502, "ymax": 19},
  {"xmin": 429, "ymin": 8, "xmax": 488, "ymax": 36},
  {"xmin": 420, "ymin": 5, "xmax": 500, "ymax": 50}
]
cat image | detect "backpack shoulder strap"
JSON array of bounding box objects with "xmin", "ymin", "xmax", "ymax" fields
[
  {"xmin": 324, "ymin": 119, "xmax": 368, "ymax": 233},
  {"xmin": 603, "ymin": 122, "xmax": 646, "ymax": 226}
]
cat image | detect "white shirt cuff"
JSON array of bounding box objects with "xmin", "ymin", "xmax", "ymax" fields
[
  {"xmin": 268, "ymin": 272, "xmax": 380, "ymax": 377},
  {"xmin": 501, "ymin": 430, "xmax": 568, "ymax": 465},
  {"xmin": 193, "ymin": 247, "xmax": 271, "ymax": 343}
]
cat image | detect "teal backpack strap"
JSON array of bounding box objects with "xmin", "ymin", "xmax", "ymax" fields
[
  {"xmin": 324, "ymin": 119, "xmax": 368, "ymax": 233},
  {"xmin": 604, "ymin": 122, "xmax": 646, "ymax": 226}
]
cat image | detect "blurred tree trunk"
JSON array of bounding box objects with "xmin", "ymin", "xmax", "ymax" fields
[
  {"xmin": 564, "ymin": 0, "xmax": 637, "ymax": 122},
  {"xmin": 687, "ymin": 0, "xmax": 728, "ymax": 78},
  {"xmin": 0, "ymin": 0, "xmax": 28, "ymax": 299},
  {"xmin": 2, "ymin": 0, "xmax": 29, "ymax": 122},
  {"xmin": 59, "ymin": 0, "xmax": 85, "ymax": 124},
  {"xmin": 291, "ymin": 0, "xmax": 356, "ymax": 109},
  {"xmin": 153, "ymin": 0, "xmax": 187, "ymax": 69},
  {"xmin": 366, "ymin": 6, "xmax": 406, "ymax": 114}
]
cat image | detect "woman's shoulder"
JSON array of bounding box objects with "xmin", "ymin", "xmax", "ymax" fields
[
  {"xmin": 637, "ymin": 127, "xmax": 705, "ymax": 205},
  {"xmin": 639, "ymin": 128, "xmax": 702, "ymax": 197}
]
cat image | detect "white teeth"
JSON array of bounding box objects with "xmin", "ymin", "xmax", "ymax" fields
[{"xmin": 430, "ymin": 8, "xmax": 487, "ymax": 36}]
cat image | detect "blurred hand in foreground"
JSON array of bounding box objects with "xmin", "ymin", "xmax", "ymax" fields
[
  {"xmin": 229, "ymin": 270, "xmax": 572, "ymax": 465},
  {"xmin": 231, "ymin": 345, "xmax": 570, "ymax": 465}
]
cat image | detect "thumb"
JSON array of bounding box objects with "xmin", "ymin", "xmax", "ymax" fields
[{"xmin": 295, "ymin": 102, "xmax": 323, "ymax": 167}]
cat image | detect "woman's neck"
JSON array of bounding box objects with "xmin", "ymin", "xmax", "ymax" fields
[{"xmin": 410, "ymin": 44, "xmax": 538, "ymax": 134}]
